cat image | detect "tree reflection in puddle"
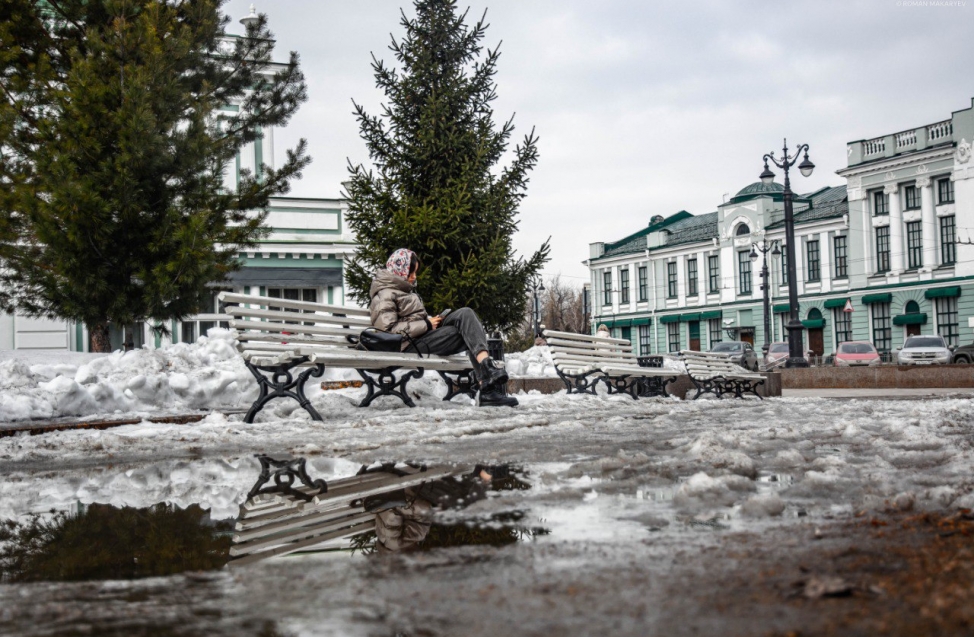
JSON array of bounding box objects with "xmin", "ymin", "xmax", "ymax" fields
[{"xmin": 0, "ymin": 503, "xmax": 231, "ymax": 582}]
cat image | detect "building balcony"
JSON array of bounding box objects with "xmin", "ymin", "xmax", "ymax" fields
[{"xmin": 846, "ymin": 119, "xmax": 954, "ymax": 167}]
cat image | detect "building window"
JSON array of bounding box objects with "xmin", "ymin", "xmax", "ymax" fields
[
  {"xmin": 603, "ymin": 271, "xmax": 612, "ymax": 305},
  {"xmin": 903, "ymin": 185, "xmax": 920, "ymax": 210},
  {"xmin": 267, "ymin": 288, "xmax": 318, "ymax": 325},
  {"xmin": 936, "ymin": 297, "xmax": 959, "ymax": 347},
  {"xmin": 667, "ymin": 322, "xmax": 680, "ymax": 353},
  {"xmin": 833, "ymin": 236, "xmax": 847, "ymax": 279},
  {"xmin": 266, "ymin": 288, "xmax": 317, "ymax": 303},
  {"xmin": 637, "ymin": 266, "xmax": 648, "ymax": 302},
  {"xmin": 806, "ymin": 240, "xmax": 820, "ymax": 282},
  {"xmin": 687, "ymin": 258, "xmax": 698, "ymax": 296},
  {"xmin": 938, "ymin": 177, "xmax": 954, "ymax": 204},
  {"xmin": 873, "ymin": 191, "xmax": 889, "ymax": 216},
  {"xmin": 708, "ymin": 318, "xmax": 722, "ymax": 346},
  {"xmin": 736, "ymin": 223, "xmax": 750, "ymax": 236},
  {"xmin": 872, "ymin": 302, "xmax": 892, "ymax": 353},
  {"xmin": 834, "ymin": 307, "xmax": 852, "ymax": 344},
  {"xmin": 707, "ymin": 255, "xmax": 719, "ymax": 293},
  {"xmin": 638, "ymin": 324, "xmax": 651, "ymax": 355},
  {"xmin": 738, "ymin": 250, "xmax": 751, "ymax": 294},
  {"xmin": 875, "ymin": 226, "xmax": 890, "ymax": 273},
  {"xmin": 780, "ymin": 312, "xmax": 790, "ymax": 339},
  {"xmin": 620, "ymin": 268, "xmax": 630, "ymax": 304},
  {"xmin": 667, "ymin": 262, "xmax": 677, "ymax": 298},
  {"xmin": 906, "ymin": 221, "xmax": 923, "ymax": 269},
  {"xmin": 941, "ymin": 215, "xmax": 956, "ymax": 265},
  {"xmin": 780, "ymin": 244, "xmax": 788, "ymax": 286}
]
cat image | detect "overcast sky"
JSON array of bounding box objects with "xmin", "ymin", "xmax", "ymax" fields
[{"xmin": 225, "ymin": 0, "xmax": 974, "ymax": 284}]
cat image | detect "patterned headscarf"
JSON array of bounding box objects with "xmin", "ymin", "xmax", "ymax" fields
[{"xmin": 385, "ymin": 248, "xmax": 417, "ymax": 279}]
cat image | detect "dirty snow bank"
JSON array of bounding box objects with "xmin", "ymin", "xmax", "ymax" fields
[{"xmin": 0, "ymin": 329, "xmax": 256, "ymax": 421}]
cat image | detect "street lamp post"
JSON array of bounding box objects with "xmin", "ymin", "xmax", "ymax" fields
[
  {"xmin": 530, "ymin": 276, "xmax": 545, "ymax": 338},
  {"xmin": 749, "ymin": 240, "xmax": 781, "ymax": 357},
  {"xmin": 760, "ymin": 139, "xmax": 815, "ymax": 368}
]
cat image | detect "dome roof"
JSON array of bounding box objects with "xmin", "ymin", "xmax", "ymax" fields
[{"xmin": 734, "ymin": 181, "xmax": 784, "ymax": 198}]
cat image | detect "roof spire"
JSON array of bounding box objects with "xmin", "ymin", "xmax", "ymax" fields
[{"xmin": 240, "ymin": 4, "xmax": 259, "ymax": 28}]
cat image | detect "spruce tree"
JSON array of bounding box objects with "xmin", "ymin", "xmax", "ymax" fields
[
  {"xmin": 344, "ymin": 0, "xmax": 548, "ymax": 332},
  {"xmin": 0, "ymin": 0, "xmax": 309, "ymax": 351}
]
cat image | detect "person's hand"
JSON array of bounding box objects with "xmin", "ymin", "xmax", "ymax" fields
[{"xmin": 429, "ymin": 316, "xmax": 443, "ymax": 330}]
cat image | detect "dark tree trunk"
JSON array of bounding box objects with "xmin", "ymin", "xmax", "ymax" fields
[{"xmin": 89, "ymin": 322, "xmax": 111, "ymax": 353}]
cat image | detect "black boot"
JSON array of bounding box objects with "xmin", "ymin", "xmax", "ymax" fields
[
  {"xmin": 478, "ymin": 384, "xmax": 518, "ymax": 407},
  {"xmin": 477, "ymin": 357, "xmax": 509, "ymax": 388}
]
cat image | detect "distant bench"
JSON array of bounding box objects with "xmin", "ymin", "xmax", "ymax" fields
[
  {"xmin": 542, "ymin": 326, "xmax": 678, "ymax": 398},
  {"xmin": 681, "ymin": 350, "xmax": 765, "ymax": 399},
  {"xmin": 219, "ymin": 292, "xmax": 478, "ymax": 421}
]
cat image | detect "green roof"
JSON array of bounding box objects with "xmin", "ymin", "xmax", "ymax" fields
[
  {"xmin": 599, "ymin": 211, "xmax": 693, "ymax": 259},
  {"xmin": 823, "ymin": 298, "xmax": 848, "ymax": 309},
  {"xmin": 729, "ymin": 181, "xmax": 784, "ymax": 204}
]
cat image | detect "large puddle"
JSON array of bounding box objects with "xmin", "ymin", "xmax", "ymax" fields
[
  {"xmin": 0, "ymin": 454, "xmax": 813, "ymax": 636},
  {"xmin": 1, "ymin": 459, "xmax": 545, "ymax": 583}
]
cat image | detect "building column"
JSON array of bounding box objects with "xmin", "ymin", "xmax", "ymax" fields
[
  {"xmin": 697, "ymin": 250, "xmax": 708, "ymax": 303},
  {"xmin": 918, "ymin": 176, "xmax": 936, "ymax": 270},
  {"xmin": 887, "ymin": 183, "xmax": 904, "ymax": 273},
  {"xmin": 819, "ymin": 231, "xmax": 831, "ymax": 292}
]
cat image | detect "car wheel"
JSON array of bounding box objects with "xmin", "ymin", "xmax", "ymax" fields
[{"xmin": 955, "ymin": 355, "xmax": 970, "ymax": 365}]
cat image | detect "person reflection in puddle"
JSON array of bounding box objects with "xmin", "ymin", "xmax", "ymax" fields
[{"xmin": 369, "ymin": 466, "xmax": 505, "ymax": 553}]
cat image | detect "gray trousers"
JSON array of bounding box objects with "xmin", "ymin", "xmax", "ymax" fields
[{"xmin": 405, "ymin": 307, "xmax": 488, "ymax": 367}]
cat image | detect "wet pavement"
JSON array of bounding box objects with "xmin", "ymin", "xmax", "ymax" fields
[{"xmin": 2, "ymin": 394, "xmax": 974, "ymax": 636}]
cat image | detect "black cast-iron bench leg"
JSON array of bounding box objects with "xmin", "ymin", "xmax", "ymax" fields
[
  {"xmin": 356, "ymin": 367, "xmax": 425, "ymax": 407},
  {"xmin": 437, "ymin": 369, "xmax": 478, "ymax": 401},
  {"xmin": 247, "ymin": 454, "xmax": 329, "ymax": 501},
  {"xmin": 243, "ymin": 358, "xmax": 325, "ymax": 423},
  {"xmin": 605, "ymin": 375, "xmax": 639, "ymax": 400},
  {"xmin": 555, "ymin": 368, "xmax": 603, "ymax": 395}
]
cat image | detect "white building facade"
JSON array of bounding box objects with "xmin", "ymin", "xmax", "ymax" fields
[{"xmin": 587, "ymin": 98, "xmax": 974, "ymax": 359}]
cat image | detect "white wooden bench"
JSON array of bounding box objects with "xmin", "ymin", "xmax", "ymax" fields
[
  {"xmin": 219, "ymin": 292, "xmax": 479, "ymax": 421},
  {"xmin": 229, "ymin": 455, "xmax": 465, "ymax": 565},
  {"xmin": 681, "ymin": 350, "xmax": 766, "ymax": 399},
  {"xmin": 542, "ymin": 326, "xmax": 678, "ymax": 398}
]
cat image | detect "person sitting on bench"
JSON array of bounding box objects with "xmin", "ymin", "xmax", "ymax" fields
[{"xmin": 369, "ymin": 248, "xmax": 517, "ymax": 407}]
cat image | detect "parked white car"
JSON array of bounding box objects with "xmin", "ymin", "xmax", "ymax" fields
[{"xmin": 896, "ymin": 335, "xmax": 952, "ymax": 365}]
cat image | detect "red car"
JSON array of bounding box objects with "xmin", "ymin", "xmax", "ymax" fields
[{"xmin": 833, "ymin": 341, "xmax": 881, "ymax": 367}]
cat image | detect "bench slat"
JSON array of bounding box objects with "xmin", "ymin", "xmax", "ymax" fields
[
  {"xmin": 219, "ymin": 292, "xmax": 371, "ymax": 317},
  {"xmin": 231, "ymin": 318, "xmax": 360, "ymax": 338},
  {"xmin": 227, "ymin": 306, "xmax": 372, "ymax": 327}
]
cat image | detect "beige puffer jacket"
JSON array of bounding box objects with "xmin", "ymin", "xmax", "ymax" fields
[{"xmin": 369, "ymin": 270, "xmax": 431, "ymax": 347}]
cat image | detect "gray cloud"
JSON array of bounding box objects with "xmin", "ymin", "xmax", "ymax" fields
[{"xmin": 226, "ymin": 0, "xmax": 974, "ymax": 283}]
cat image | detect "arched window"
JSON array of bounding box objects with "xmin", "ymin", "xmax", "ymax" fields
[
  {"xmin": 807, "ymin": 308, "xmax": 823, "ymax": 320},
  {"xmin": 905, "ymin": 300, "xmax": 920, "ymax": 314},
  {"xmin": 736, "ymin": 223, "xmax": 751, "ymax": 236}
]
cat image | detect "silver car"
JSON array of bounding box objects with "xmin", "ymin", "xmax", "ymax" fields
[
  {"xmin": 710, "ymin": 341, "xmax": 760, "ymax": 371},
  {"xmin": 896, "ymin": 335, "xmax": 952, "ymax": 365}
]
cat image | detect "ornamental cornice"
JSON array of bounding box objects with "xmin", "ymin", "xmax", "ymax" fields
[{"xmin": 835, "ymin": 146, "xmax": 955, "ymax": 178}]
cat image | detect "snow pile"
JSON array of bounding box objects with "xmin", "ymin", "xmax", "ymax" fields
[
  {"xmin": 504, "ymin": 345, "xmax": 557, "ymax": 378},
  {"xmin": 0, "ymin": 329, "xmax": 256, "ymax": 421},
  {"xmin": 0, "ymin": 455, "xmax": 365, "ymax": 521}
]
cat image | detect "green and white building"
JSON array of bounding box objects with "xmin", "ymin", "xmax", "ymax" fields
[
  {"xmin": 586, "ymin": 97, "xmax": 974, "ymax": 357},
  {"xmin": 0, "ymin": 7, "xmax": 357, "ymax": 352}
]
